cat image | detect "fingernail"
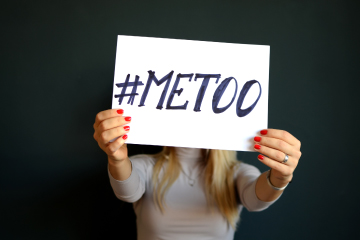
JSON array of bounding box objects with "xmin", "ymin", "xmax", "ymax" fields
[
  {"xmin": 122, "ymin": 134, "xmax": 128, "ymax": 140},
  {"xmin": 254, "ymin": 144, "xmax": 261, "ymax": 150},
  {"xmin": 124, "ymin": 126, "xmax": 130, "ymax": 131},
  {"xmin": 125, "ymin": 117, "xmax": 131, "ymax": 121},
  {"xmin": 258, "ymin": 155, "xmax": 264, "ymax": 160},
  {"xmin": 254, "ymin": 136, "xmax": 261, "ymax": 142},
  {"xmin": 260, "ymin": 130, "xmax": 268, "ymax": 135},
  {"xmin": 117, "ymin": 109, "xmax": 124, "ymax": 114}
]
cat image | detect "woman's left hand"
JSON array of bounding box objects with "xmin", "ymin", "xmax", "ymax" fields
[{"xmin": 253, "ymin": 129, "xmax": 302, "ymax": 184}]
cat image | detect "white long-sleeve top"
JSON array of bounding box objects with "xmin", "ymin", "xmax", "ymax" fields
[{"xmin": 108, "ymin": 148, "xmax": 280, "ymax": 240}]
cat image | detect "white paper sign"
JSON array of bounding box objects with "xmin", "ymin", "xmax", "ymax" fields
[{"xmin": 111, "ymin": 35, "xmax": 269, "ymax": 151}]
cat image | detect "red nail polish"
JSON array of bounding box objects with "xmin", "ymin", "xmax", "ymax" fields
[
  {"xmin": 260, "ymin": 130, "xmax": 268, "ymax": 135},
  {"xmin": 125, "ymin": 117, "xmax": 131, "ymax": 121},
  {"xmin": 254, "ymin": 144, "xmax": 261, "ymax": 150},
  {"xmin": 258, "ymin": 155, "xmax": 264, "ymax": 160},
  {"xmin": 117, "ymin": 109, "xmax": 124, "ymax": 114},
  {"xmin": 254, "ymin": 136, "xmax": 261, "ymax": 142},
  {"xmin": 122, "ymin": 134, "xmax": 128, "ymax": 140},
  {"xmin": 124, "ymin": 126, "xmax": 130, "ymax": 131}
]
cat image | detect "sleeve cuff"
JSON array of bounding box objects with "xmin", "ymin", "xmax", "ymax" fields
[{"xmin": 108, "ymin": 160, "xmax": 143, "ymax": 202}]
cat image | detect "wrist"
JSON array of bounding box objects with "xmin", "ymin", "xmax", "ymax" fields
[
  {"xmin": 108, "ymin": 156, "xmax": 132, "ymax": 181},
  {"xmin": 108, "ymin": 156, "xmax": 128, "ymax": 167},
  {"xmin": 270, "ymin": 174, "xmax": 292, "ymax": 188},
  {"xmin": 270, "ymin": 170, "xmax": 292, "ymax": 185},
  {"xmin": 266, "ymin": 170, "xmax": 292, "ymax": 191}
]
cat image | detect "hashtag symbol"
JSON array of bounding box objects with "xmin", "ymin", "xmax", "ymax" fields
[{"xmin": 114, "ymin": 74, "xmax": 144, "ymax": 105}]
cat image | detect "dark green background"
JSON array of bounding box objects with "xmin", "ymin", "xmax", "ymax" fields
[{"xmin": 1, "ymin": 0, "xmax": 359, "ymax": 239}]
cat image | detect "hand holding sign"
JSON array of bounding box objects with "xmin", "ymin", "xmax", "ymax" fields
[
  {"xmin": 93, "ymin": 109, "xmax": 131, "ymax": 162},
  {"xmin": 254, "ymin": 129, "xmax": 302, "ymax": 189}
]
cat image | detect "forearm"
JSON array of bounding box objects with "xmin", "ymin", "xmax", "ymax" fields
[
  {"xmin": 255, "ymin": 171, "xmax": 292, "ymax": 202},
  {"xmin": 108, "ymin": 157, "xmax": 132, "ymax": 181}
]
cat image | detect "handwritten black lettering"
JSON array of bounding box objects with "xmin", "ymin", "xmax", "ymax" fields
[
  {"xmin": 192, "ymin": 74, "xmax": 221, "ymax": 112},
  {"xmin": 115, "ymin": 70, "xmax": 262, "ymax": 117},
  {"xmin": 236, "ymin": 80, "xmax": 262, "ymax": 117},
  {"xmin": 114, "ymin": 74, "xmax": 144, "ymax": 105},
  {"xmin": 212, "ymin": 77, "xmax": 238, "ymax": 114},
  {"xmin": 166, "ymin": 73, "xmax": 194, "ymax": 110},
  {"xmin": 139, "ymin": 70, "xmax": 174, "ymax": 109}
]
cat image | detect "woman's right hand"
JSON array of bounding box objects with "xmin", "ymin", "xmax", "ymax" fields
[{"xmin": 93, "ymin": 109, "xmax": 131, "ymax": 162}]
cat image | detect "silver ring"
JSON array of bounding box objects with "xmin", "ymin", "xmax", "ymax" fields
[{"xmin": 282, "ymin": 154, "xmax": 289, "ymax": 164}]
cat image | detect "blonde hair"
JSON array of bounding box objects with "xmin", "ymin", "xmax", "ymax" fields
[{"xmin": 151, "ymin": 147, "xmax": 240, "ymax": 229}]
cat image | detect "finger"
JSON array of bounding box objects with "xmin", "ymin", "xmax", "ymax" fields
[
  {"xmin": 105, "ymin": 135, "xmax": 128, "ymax": 156},
  {"xmin": 97, "ymin": 116, "xmax": 132, "ymax": 133},
  {"xmin": 260, "ymin": 129, "xmax": 301, "ymax": 149},
  {"xmin": 254, "ymin": 143, "xmax": 297, "ymax": 166},
  {"xmin": 94, "ymin": 109, "xmax": 124, "ymax": 129},
  {"xmin": 254, "ymin": 136, "xmax": 300, "ymax": 158},
  {"xmin": 97, "ymin": 125, "xmax": 130, "ymax": 146},
  {"xmin": 257, "ymin": 154, "xmax": 293, "ymax": 176}
]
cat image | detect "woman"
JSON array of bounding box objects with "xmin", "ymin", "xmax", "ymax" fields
[{"xmin": 93, "ymin": 109, "xmax": 301, "ymax": 240}]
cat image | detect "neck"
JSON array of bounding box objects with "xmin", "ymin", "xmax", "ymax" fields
[
  {"xmin": 174, "ymin": 147, "xmax": 205, "ymax": 166},
  {"xmin": 175, "ymin": 147, "xmax": 202, "ymax": 158}
]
